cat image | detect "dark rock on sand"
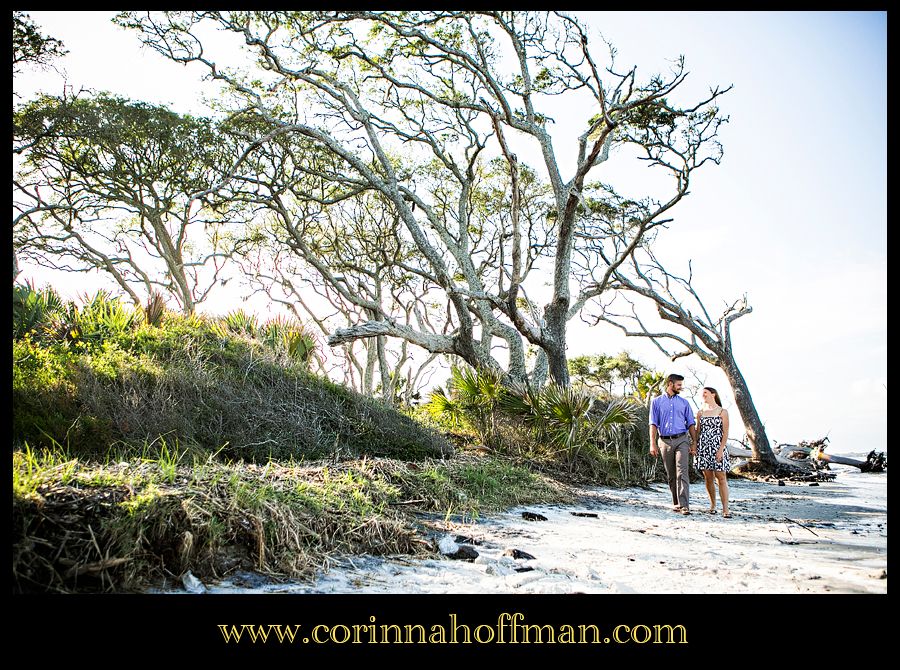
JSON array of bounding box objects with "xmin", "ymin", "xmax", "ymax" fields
[{"xmin": 447, "ymin": 545, "xmax": 479, "ymax": 561}]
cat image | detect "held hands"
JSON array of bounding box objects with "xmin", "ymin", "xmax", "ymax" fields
[{"xmin": 690, "ymin": 443, "xmax": 697, "ymax": 457}]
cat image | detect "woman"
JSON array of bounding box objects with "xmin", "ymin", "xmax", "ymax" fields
[{"xmin": 694, "ymin": 387, "xmax": 732, "ymax": 518}]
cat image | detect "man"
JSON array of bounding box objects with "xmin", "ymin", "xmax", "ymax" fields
[{"xmin": 649, "ymin": 374, "xmax": 697, "ymax": 515}]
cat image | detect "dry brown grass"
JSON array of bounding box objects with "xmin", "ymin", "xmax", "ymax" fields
[{"xmin": 13, "ymin": 452, "xmax": 570, "ymax": 593}]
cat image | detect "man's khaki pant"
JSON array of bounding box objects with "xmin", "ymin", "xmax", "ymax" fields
[{"xmin": 659, "ymin": 433, "xmax": 691, "ymax": 510}]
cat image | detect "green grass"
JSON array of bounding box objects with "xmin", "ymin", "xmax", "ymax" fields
[
  {"xmin": 13, "ymin": 295, "xmax": 451, "ymax": 463},
  {"xmin": 381, "ymin": 455, "xmax": 572, "ymax": 522}
]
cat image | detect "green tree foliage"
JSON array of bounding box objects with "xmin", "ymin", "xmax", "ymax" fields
[
  {"xmin": 568, "ymin": 351, "xmax": 659, "ymax": 398},
  {"xmin": 13, "ymin": 12, "xmax": 66, "ymax": 76},
  {"xmin": 14, "ymin": 94, "xmax": 242, "ymax": 313},
  {"xmin": 635, "ymin": 370, "xmax": 666, "ymax": 403},
  {"xmin": 119, "ymin": 11, "xmax": 732, "ymax": 388}
]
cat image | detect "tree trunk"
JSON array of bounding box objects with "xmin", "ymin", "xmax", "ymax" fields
[
  {"xmin": 719, "ymin": 354, "xmax": 777, "ymax": 465},
  {"xmin": 362, "ymin": 338, "xmax": 376, "ymax": 396},
  {"xmin": 376, "ymin": 334, "xmax": 395, "ymax": 406},
  {"xmin": 545, "ymin": 342, "xmax": 569, "ymax": 387},
  {"xmin": 727, "ymin": 443, "xmax": 813, "ymax": 470},
  {"xmin": 815, "ymin": 452, "xmax": 863, "ymax": 467},
  {"xmin": 529, "ymin": 348, "xmax": 549, "ymax": 389},
  {"xmin": 543, "ymin": 300, "xmax": 570, "ymax": 387}
]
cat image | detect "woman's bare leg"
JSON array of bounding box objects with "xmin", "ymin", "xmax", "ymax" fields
[
  {"xmin": 703, "ymin": 470, "xmax": 716, "ymax": 512},
  {"xmin": 715, "ymin": 471, "xmax": 730, "ymax": 516}
]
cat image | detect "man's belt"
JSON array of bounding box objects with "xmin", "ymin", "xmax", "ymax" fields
[{"xmin": 659, "ymin": 432, "xmax": 687, "ymax": 439}]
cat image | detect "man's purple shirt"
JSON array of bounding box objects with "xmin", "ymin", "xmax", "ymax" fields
[{"xmin": 649, "ymin": 392, "xmax": 695, "ymax": 436}]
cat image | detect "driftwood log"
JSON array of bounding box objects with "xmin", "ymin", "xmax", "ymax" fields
[
  {"xmin": 727, "ymin": 436, "xmax": 886, "ymax": 476},
  {"xmin": 812, "ymin": 448, "xmax": 887, "ymax": 473},
  {"xmin": 726, "ymin": 442, "xmax": 822, "ymax": 472}
]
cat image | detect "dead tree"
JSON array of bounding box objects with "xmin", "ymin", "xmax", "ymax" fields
[{"xmin": 594, "ymin": 249, "xmax": 777, "ymax": 465}]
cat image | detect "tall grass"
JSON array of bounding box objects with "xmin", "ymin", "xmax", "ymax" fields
[
  {"xmin": 13, "ymin": 282, "xmax": 449, "ymax": 463},
  {"xmin": 13, "ymin": 451, "xmax": 569, "ymax": 593},
  {"xmin": 13, "ymin": 441, "xmax": 77, "ymax": 498}
]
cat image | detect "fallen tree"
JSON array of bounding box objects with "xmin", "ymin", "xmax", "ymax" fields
[
  {"xmin": 725, "ymin": 435, "xmax": 886, "ymax": 480},
  {"xmin": 726, "ymin": 441, "xmax": 828, "ymax": 480},
  {"xmin": 811, "ymin": 448, "xmax": 887, "ymax": 473}
]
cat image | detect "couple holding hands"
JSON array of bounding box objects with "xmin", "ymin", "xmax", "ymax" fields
[{"xmin": 649, "ymin": 373, "xmax": 731, "ymax": 518}]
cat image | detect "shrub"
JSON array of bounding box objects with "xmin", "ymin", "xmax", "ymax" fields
[
  {"xmin": 67, "ymin": 290, "xmax": 138, "ymax": 346},
  {"xmin": 221, "ymin": 309, "xmax": 258, "ymax": 337},
  {"xmin": 261, "ymin": 315, "xmax": 318, "ymax": 367},
  {"xmin": 427, "ymin": 365, "xmax": 659, "ymax": 484},
  {"xmin": 12, "ymin": 281, "xmax": 64, "ymax": 340},
  {"xmin": 424, "ymin": 365, "xmax": 504, "ymax": 446}
]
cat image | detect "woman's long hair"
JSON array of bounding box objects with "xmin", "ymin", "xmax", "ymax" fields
[{"xmin": 704, "ymin": 387, "xmax": 722, "ymax": 408}]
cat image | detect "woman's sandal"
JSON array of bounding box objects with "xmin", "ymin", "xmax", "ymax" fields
[
  {"xmin": 722, "ymin": 512, "xmax": 732, "ymax": 519},
  {"xmin": 707, "ymin": 509, "xmax": 717, "ymax": 515}
]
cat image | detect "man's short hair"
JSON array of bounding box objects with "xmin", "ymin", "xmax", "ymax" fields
[{"xmin": 666, "ymin": 374, "xmax": 685, "ymax": 385}]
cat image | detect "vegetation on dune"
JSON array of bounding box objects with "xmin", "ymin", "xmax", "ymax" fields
[
  {"xmin": 10, "ymin": 11, "xmax": 805, "ymax": 597},
  {"xmin": 423, "ymin": 365, "xmax": 662, "ymax": 486},
  {"xmin": 12, "ymin": 282, "xmax": 657, "ymax": 593},
  {"xmin": 13, "ymin": 284, "xmax": 451, "ymax": 463}
]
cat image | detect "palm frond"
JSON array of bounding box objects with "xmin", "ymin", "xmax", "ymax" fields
[
  {"xmin": 425, "ymin": 387, "xmax": 466, "ymax": 430},
  {"xmin": 222, "ymin": 309, "xmax": 258, "ymax": 337},
  {"xmin": 593, "ymin": 397, "xmax": 639, "ymax": 430},
  {"xmin": 13, "ymin": 282, "xmax": 64, "ymax": 339}
]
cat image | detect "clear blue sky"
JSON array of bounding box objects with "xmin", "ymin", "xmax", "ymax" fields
[{"xmin": 16, "ymin": 11, "xmax": 886, "ymax": 454}]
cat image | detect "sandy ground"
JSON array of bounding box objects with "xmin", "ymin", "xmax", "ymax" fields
[{"xmin": 203, "ymin": 466, "xmax": 887, "ymax": 594}]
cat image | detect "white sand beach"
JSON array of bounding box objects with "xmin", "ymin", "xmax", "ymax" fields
[{"xmin": 202, "ymin": 465, "xmax": 887, "ymax": 595}]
